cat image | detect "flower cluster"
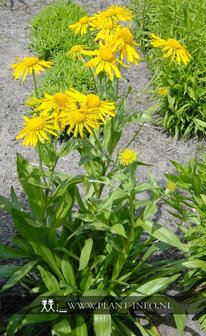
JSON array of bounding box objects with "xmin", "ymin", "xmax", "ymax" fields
[
  {"xmin": 68, "ymin": 5, "xmax": 140, "ymax": 81},
  {"xmin": 16, "ymin": 89, "xmax": 116, "ymax": 146}
]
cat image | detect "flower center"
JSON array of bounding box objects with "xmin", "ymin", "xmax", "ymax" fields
[
  {"xmin": 123, "ymin": 152, "xmax": 134, "ymax": 160},
  {"xmin": 168, "ymin": 39, "xmax": 182, "ymax": 49},
  {"xmin": 79, "ymin": 16, "xmax": 90, "ymax": 24},
  {"xmin": 24, "ymin": 57, "xmax": 39, "ymax": 67},
  {"xmin": 85, "ymin": 94, "xmax": 101, "ymax": 108},
  {"xmin": 71, "ymin": 45, "xmax": 81, "ymax": 53},
  {"xmin": 28, "ymin": 117, "xmax": 45, "ymax": 131},
  {"xmin": 73, "ymin": 110, "xmax": 86, "ymax": 123},
  {"xmin": 100, "ymin": 47, "xmax": 114, "ymax": 62},
  {"xmin": 53, "ymin": 92, "xmax": 68, "ymax": 107}
]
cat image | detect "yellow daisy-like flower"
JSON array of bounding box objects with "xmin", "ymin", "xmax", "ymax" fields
[
  {"xmin": 94, "ymin": 21, "xmax": 118, "ymax": 41},
  {"xmin": 167, "ymin": 181, "xmax": 176, "ymax": 192},
  {"xmin": 11, "ymin": 56, "xmax": 53, "ymax": 82},
  {"xmin": 93, "ymin": 5, "xmax": 133, "ymax": 30},
  {"xmin": 84, "ymin": 41, "xmax": 125, "ymax": 81},
  {"xmin": 113, "ymin": 26, "xmax": 140, "ymax": 65},
  {"xmin": 118, "ymin": 148, "xmax": 138, "ymax": 166},
  {"xmin": 59, "ymin": 106, "xmax": 100, "ymax": 138},
  {"xmin": 35, "ymin": 92, "xmax": 70, "ymax": 115},
  {"xmin": 66, "ymin": 89, "xmax": 116, "ymax": 123},
  {"xmin": 66, "ymin": 45, "xmax": 89, "ymax": 60},
  {"xmin": 157, "ymin": 87, "xmax": 169, "ymax": 96},
  {"xmin": 69, "ymin": 16, "xmax": 93, "ymax": 36},
  {"xmin": 150, "ymin": 33, "xmax": 192, "ymax": 65},
  {"xmin": 16, "ymin": 114, "xmax": 57, "ymax": 147}
]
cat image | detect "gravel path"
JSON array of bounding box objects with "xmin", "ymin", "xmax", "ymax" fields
[{"xmin": 0, "ymin": 1, "xmax": 205, "ymax": 335}]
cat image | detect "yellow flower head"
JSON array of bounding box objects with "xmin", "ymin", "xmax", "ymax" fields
[
  {"xmin": 66, "ymin": 45, "xmax": 89, "ymax": 60},
  {"xmin": 69, "ymin": 16, "xmax": 93, "ymax": 35},
  {"xmin": 150, "ymin": 33, "xmax": 192, "ymax": 65},
  {"xmin": 93, "ymin": 5, "xmax": 133, "ymax": 30},
  {"xmin": 84, "ymin": 41, "xmax": 125, "ymax": 81},
  {"xmin": 167, "ymin": 181, "xmax": 176, "ymax": 192},
  {"xmin": 94, "ymin": 21, "xmax": 118, "ymax": 41},
  {"xmin": 66, "ymin": 89, "xmax": 116, "ymax": 124},
  {"xmin": 11, "ymin": 56, "xmax": 53, "ymax": 81},
  {"xmin": 157, "ymin": 87, "xmax": 169, "ymax": 96},
  {"xmin": 35, "ymin": 92, "xmax": 70, "ymax": 115},
  {"xmin": 118, "ymin": 148, "xmax": 138, "ymax": 166},
  {"xmin": 16, "ymin": 114, "xmax": 57, "ymax": 147},
  {"xmin": 113, "ymin": 26, "xmax": 140, "ymax": 65},
  {"xmin": 59, "ymin": 105, "xmax": 100, "ymax": 138}
]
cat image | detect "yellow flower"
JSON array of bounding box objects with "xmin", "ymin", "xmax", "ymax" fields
[
  {"xmin": 84, "ymin": 41, "xmax": 125, "ymax": 81},
  {"xmin": 69, "ymin": 16, "xmax": 93, "ymax": 35},
  {"xmin": 93, "ymin": 5, "xmax": 133, "ymax": 30},
  {"xmin": 150, "ymin": 33, "xmax": 192, "ymax": 65},
  {"xmin": 59, "ymin": 105, "xmax": 100, "ymax": 138},
  {"xmin": 93, "ymin": 21, "xmax": 118, "ymax": 41},
  {"xmin": 35, "ymin": 92, "xmax": 70, "ymax": 115},
  {"xmin": 16, "ymin": 114, "xmax": 57, "ymax": 147},
  {"xmin": 66, "ymin": 89, "xmax": 116, "ymax": 123},
  {"xmin": 167, "ymin": 181, "xmax": 176, "ymax": 192},
  {"xmin": 118, "ymin": 148, "xmax": 138, "ymax": 166},
  {"xmin": 66, "ymin": 45, "xmax": 89, "ymax": 60},
  {"xmin": 157, "ymin": 87, "xmax": 169, "ymax": 96},
  {"xmin": 11, "ymin": 56, "xmax": 53, "ymax": 81},
  {"xmin": 113, "ymin": 26, "xmax": 140, "ymax": 65}
]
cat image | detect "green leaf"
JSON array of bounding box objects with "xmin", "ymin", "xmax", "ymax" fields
[
  {"xmin": 0, "ymin": 265, "xmax": 20, "ymax": 278},
  {"xmin": 93, "ymin": 311, "xmax": 112, "ymax": 336},
  {"xmin": 12, "ymin": 209, "xmax": 63, "ymax": 280},
  {"xmin": 50, "ymin": 188, "xmax": 74, "ymax": 230},
  {"xmin": 129, "ymin": 274, "xmax": 180, "ymax": 297},
  {"xmin": 138, "ymin": 220, "xmax": 188, "ymax": 252},
  {"xmin": 10, "ymin": 186, "xmax": 22, "ymax": 211},
  {"xmin": 70, "ymin": 315, "xmax": 88, "ymax": 336},
  {"xmin": 80, "ymin": 271, "xmax": 93, "ymax": 292},
  {"xmin": 110, "ymin": 224, "xmax": 127, "ymax": 238},
  {"xmin": 0, "ymin": 195, "xmax": 13, "ymax": 214},
  {"xmin": 61, "ymin": 254, "xmax": 76, "ymax": 286},
  {"xmin": 0, "ymin": 261, "xmax": 37, "ymax": 292},
  {"xmin": 53, "ymin": 319, "xmax": 71, "ymax": 335},
  {"xmin": 16, "ymin": 154, "xmax": 45, "ymax": 223},
  {"xmin": 79, "ymin": 238, "xmax": 93, "ymax": 271},
  {"xmin": 0, "ymin": 245, "xmax": 31, "ymax": 259},
  {"xmin": 37, "ymin": 265, "xmax": 60, "ymax": 291},
  {"xmin": 57, "ymin": 138, "xmax": 79, "ymax": 158}
]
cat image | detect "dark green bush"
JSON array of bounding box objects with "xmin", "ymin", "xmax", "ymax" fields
[{"xmin": 131, "ymin": 0, "xmax": 206, "ymax": 138}]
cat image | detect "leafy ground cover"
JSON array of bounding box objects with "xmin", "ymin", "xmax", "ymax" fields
[{"xmin": 131, "ymin": 0, "xmax": 206, "ymax": 138}]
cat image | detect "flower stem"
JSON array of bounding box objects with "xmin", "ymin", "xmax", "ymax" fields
[
  {"xmin": 37, "ymin": 141, "xmax": 47, "ymax": 187},
  {"xmin": 126, "ymin": 122, "xmax": 144, "ymax": 148},
  {"xmin": 32, "ymin": 69, "xmax": 38, "ymax": 98}
]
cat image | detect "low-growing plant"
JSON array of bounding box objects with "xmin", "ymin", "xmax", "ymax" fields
[
  {"xmin": 164, "ymin": 154, "xmax": 206, "ymax": 332},
  {"xmin": 131, "ymin": 0, "xmax": 206, "ymax": 138},
  {"xmin": 0, "ymin": 2, "xmax": 203, "ymax": 335}
]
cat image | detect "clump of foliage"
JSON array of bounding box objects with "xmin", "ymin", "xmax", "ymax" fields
[
  {"xmin": 28, "ymin": 0, "xmax": 96, "ymax": 95},
  {"xmin": 165, "ymin": 154, "xmax": 206, "ymax": 332},
  {"xmin": 131, "ymin": 0, "xmax": 206, "ymax": 138}
]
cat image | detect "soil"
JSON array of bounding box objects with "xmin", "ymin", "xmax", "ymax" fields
[{"xmin": 0, "ymin": 0, "xmax": 205, "ymax": 335}]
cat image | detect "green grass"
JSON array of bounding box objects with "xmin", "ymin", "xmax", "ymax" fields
[
  {"xmin": 29, "ymin": 0, "xmax": 96, "ymax": 95},
  {"xmin": 131, "ymin": 0, "xmax": 206, "ymax": 138}
]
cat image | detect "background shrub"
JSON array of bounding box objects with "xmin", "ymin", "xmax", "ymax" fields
[
  {"xmin": 131, "ymin": 0, "xmax": 206, "ymax": 138},
  {"xmin": 29, "ymin": 0, "xmax": 96, "ymax": 95}
]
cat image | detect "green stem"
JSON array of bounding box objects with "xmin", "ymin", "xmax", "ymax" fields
[
  {"xmin": 32, "ymin": 69, "xmax": 38, "ymax": 98},
  {"xmin": 123, "ymin": 192, "xmax": 135, "ymax": 254},
  {"xmin": 125, "ymin": 123, "xmax": 144, "ymax": 148},
  {"xmin": 37, "ymin": 141, "xmax": 47, "ymax": 187}
]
